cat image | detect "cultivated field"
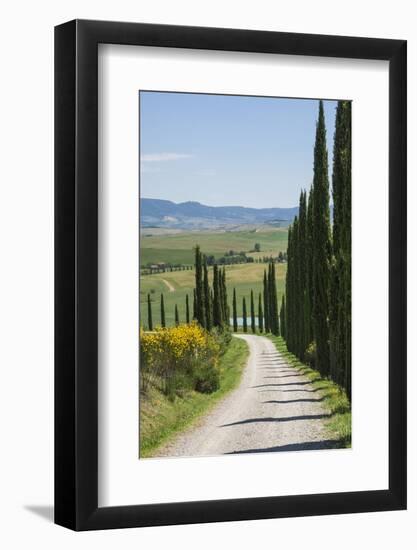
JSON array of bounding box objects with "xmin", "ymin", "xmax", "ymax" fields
[{"xmin": 140, "ymin": 226, "xmax": 288, "ymax": 266}]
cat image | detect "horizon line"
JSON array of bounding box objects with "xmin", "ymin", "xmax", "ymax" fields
[{"xmin": 141, "ymin": 197, "xmax": 300, "ymax": 210}]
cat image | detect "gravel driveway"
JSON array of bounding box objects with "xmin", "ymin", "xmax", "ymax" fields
[{"xmin": 156, "ymin": 334, "xmax": 338, "ymax": 457}]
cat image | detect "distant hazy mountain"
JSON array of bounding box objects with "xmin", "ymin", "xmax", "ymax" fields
[{"xmin": 141, "ymin": 198, "xmax": 299, "ymax": 229}]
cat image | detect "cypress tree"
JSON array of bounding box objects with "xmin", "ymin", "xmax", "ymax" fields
[
  {"xmin": 160, "ymin": 293, "xmax": 166, "ymax": 328},
  {"xmin": 306, "ymin": 187, "xmax": 314, "ymax": 346},
  {"xmin": 222, "ymin": 268, "xmax": 229, "ymax": 326},
  {"xmin": 250, "ymin": 290, "xmax": 256, "ymax": 333},
  {"xmin": 292, "ymin": 201, "xmax": 309, "ymax": 360},
  {"xmin": 292, "ymin": 216, "xmax": 301, "ymax": 355},
  {"xmin": 194, "ymin": 245, "xmax": 205, "ymax": 327},
  {"xmin": 312, "ymin": 100, "xmax": 331, "ymax": 376},
  {"xmin": 147, "ymin": 293, "xmax": 153, "ymax": 331},
  {"xmin": 258, "ymin": 293, "xmax": 264, "ymax": 333},
  {"xmin": 217, "ymin": 267, "xmax": 226, "ymax": 326},
  {"xmin": 298, "ymin": 191, "xmax": 308, "ymax": 358},
  {"xmin": 185, "ymin": 294, "xmax": 190, "ymax": 324},
  {"xmin": 285, "ymin": 225, "xmax": 296, "ymax": 352},
  {"xmin": 213, "ymin": 264, "xmax": 222, "ymax": 327},
  {"xmin": 218, "ymin": 266, "xmax": 224, "ymax": 324},
  {"xmin": 343, "ymin": 102, "xmax": 352, "ymax": 398},
  {"xmin": 263, "ymin": 270, "xmax": 270, "ymax": 333},
  {"xmin": 242, "ymin": 297, "xmax": 247, "ymax": 333},
  {"xmin": 330, "ymin": 100, "xmax": 351, "ymax": 396},
  {"xmin": 175, "ymin": 304, "xmax": 179, "ymax": 326},
  {"xmin": 203, "ymin": 258, "xmax": 212, "ymax": 330},
  {"xmin": 210, "ymin": 289, "xmax": 214, "ymax": 327},
  {"xmin": 232, "ymin": 288, "xmax": 238, "ymax": 332},
  {"xmin": 280, "ymin": 294, "xmax": 286, "ymax": 340},
  {"xmin": 268, "ymin": 262, "xmax": 279, "ymax": 336},
  {"xmin": 273, "ymin": 262, "xmax": 279, "ymax": 335},
  {"xmin": 192, "ymin": 289, "xmax": 197, "ymax": 320}
]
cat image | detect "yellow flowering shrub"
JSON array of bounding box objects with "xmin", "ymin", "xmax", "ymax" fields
[{"xmin": 140, "ymin": 323, "xmax": 221, "ymax": 396}]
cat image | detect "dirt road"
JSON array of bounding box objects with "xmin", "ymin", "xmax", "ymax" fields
[
  {"xmin": 162, "ymin": 278, "xmax": 175, "ymax": 292},
  {"xmin": 157, "ymin": 334, "xmax": 338, "ymax": 457}
]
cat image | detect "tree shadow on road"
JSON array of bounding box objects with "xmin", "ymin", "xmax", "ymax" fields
[
  {"xmin": 262, "ymin": 397, "xmax": 325, "ymax": 404},
  {"xmin": 220, "ymin": 413, "xmax": 332, "ymax": 428},
  {"xmin": 280, "ymin": 386, "xmax": 328, "ymax": 393},
  {"xmin": 224, "ymin": 439, "xmax": 344, "ymax": 454},
  {"xmin": 252, "ymin": 381, "xmax": 313, "ymax": 388},
  {"xmin": 262, "ymin": 374, "xmax": 304, "ymax": 379}
]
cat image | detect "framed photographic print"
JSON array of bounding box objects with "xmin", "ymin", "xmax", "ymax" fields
[{"xmin": 55, "ymin": 20, "xmax": 407, "ymax": 530}]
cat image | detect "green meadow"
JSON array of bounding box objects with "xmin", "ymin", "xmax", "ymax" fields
[{"xmin": 140, "ymin": 228, "xmax": 288, "ymax": 327}]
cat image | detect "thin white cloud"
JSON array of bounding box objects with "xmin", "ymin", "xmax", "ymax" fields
[{"xmin": 141, "ymin": 153, "xmax": 193, "ymax": 162}]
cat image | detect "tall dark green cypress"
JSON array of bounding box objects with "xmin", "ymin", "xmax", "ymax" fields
[
  {"xmin": 160, "ymin": 293, "xmax": 166, "ymax": 328},
  {"xmin": 175, "ymin": 304, "xmax": 179, "ymax": 326},
  {"xmin": 268, "ymin": 262, "xmax": 279, "ymax": 335},
  {"xmin": 147, "ymin": 293, "xmax": 153, "ymax": 331},
  {"xmin": 192, "ymin": 289, "xmax": 197, "ymax": 320},
  {"xmin": 285, "ymin": 226, "xmax": 294, "ymax": 351},
  {"xmin": 280, "ymin": 294, "xmax": 286, "ymax": 339},
  {"xmin": 185, "ymin": 294, "xmax": 190, "ymax": 324},
  {"xmin": 343, "ymin": 102, "xmax": 352, "ymax": 398},
  {"xmin": 267, "ymin": 264, "xmax": 272, "ymax": 332},
  {"xmin": 306, "ymin": 187, "xmax": 314, "ymax": 346},
  {"xmin": 258, "ymin": 293, "xmax": 264, "ymax": 333},
  {"xmin": 213, "ymin": 264, "xmax": 222, "ymax": 327},
  {"xmin": 222, "ymin": 268, "xmax": 229, "ymax": 327},
  {"xmin": 330, "ymin": 100, "xmax": 351, "ymax": 397},
  {"xmin": 274, "ymin": 262, "xmax": 280, "ymax": 335},
  {"xmin": 312, "ymin": 100, "xmax": 331, "ymax": 376},
  {"xmin": 298, "ymin": 191, "xmax": 308, "ymax": 358},
  {"xmin": 194, "ymin": 246, "xmax": 205, "ymax": 327},
  {"xmin": 218, "ymin": 267, "xmax": 227, "ymax": 327},
  {"xmin": 250, "ymin": 290, "xmax": 256, "ymax": 333},
  {"xmin": 242, "ymin": 297, "xmax": 247, "ymax": 333},
  {"xmin": 263, "ymin": 270, "xmax": 270, "ymax": 333},
  {"xmin": 218, "ymin": 266, "xmax": 224, "ymax": 324},
  {"xmin": 287, "ymin": 192, "xmax": 308, "ymax": 360},
  {"xmin": 203, "ymin": 258, "xmax": 212, "ymax": 330},
  {"xmin": 289, "ymin": 217, "xmax": 298, "ymax": 352},
  {"xmin": 232, "ymin": 288, "xmax": 238, "ymax": 332},
  {"xmin": 285, "ymin": 226, "xmax": 292, "ymax": 349}
]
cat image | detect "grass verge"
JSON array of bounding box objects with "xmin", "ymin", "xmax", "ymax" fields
[
  {"xmin": 268, "ymin": 335, "xmax": 351, "ymax": 448},
  {"xmin": 139, "ymin": 336, "xmax": 249, "ymax": 457}
]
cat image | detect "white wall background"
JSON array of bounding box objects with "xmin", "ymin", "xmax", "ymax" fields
[{"xmin": 0, "ymin": 1, "xmax": 414, "ymax": 548}]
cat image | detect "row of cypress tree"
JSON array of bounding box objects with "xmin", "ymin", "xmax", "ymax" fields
[
  {"xmin": 193, "ymin": 245, "xmax": 230, "ymax": 330},
  {"xmin": 230, "ymin": 261, "xmax": 279, "ymax": 335},
  {"xmin": 283, "ymin": 100, "xmax": 351, "ymax": 397},
  {"xmin": 146, "ymin": 290, "xmax": 192, "ymax": 330},
  {"xmin": 146, "ymin": 262, "xmax": 282, "ymax": 336},
  {"xmin": 232, "ymin": 290, "xmax": 262, "ymax": 333},
  {"xmin": 146, "ymin": 292, "xmax": 167, "ymax": 330}
]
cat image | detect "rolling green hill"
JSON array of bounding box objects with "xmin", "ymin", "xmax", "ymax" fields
[{"xmin": 140, "ymin": 227, "xmax": 288, "ymax": 266}]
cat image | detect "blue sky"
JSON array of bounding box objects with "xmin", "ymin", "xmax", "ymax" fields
[{"xmin": 140, "ymin": 92, "xmax": 338, "ymax": 209}]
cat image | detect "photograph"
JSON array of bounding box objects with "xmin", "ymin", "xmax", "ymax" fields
[{"xmin": 138, "ymin": 90, "xmax": 352, "ymax": 459}]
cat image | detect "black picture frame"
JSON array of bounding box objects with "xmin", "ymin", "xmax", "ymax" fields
[{"xmin": 55, "ymin": 19, "xmax": 407, "ymax": 531}]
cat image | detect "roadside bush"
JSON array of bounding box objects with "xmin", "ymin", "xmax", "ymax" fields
[
  {"xmin": 140, "ymin": 323, "xmax": 221, "ymax": 397},
  {"xmin": 211, "ymin": 326, "xmax": 232, "ymax": 355}
]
